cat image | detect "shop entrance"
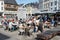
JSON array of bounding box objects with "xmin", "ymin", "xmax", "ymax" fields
[
  {"xmin": 0, "ymin": 12, "xmax": 3, "ymax": 18},
  {"xmin": 56, "ymin": 12, "xmax": 60, "ymax": 24}
]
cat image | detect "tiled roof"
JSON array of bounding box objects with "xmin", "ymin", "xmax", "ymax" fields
[{"xmin": 4, "ymin": 0, "xmax": 18, "ymax": 5}]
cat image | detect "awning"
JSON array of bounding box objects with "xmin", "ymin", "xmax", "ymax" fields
[{"xmin": 32, "ymin": 10, "xmax": 56, "ymax": 14}]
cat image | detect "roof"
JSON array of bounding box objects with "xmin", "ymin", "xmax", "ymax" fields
[
  {"xmin": 4, "ymin": 0, "xmax": 18, "ymax": 5},
  {"xmin": 24, "ymin": 2, "xmax": 39, "ymax": 8}
]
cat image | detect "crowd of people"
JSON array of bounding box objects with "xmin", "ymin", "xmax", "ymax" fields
[{"xmin": 1, "ymin": 15, "xmax": 58, "ymax": 36}]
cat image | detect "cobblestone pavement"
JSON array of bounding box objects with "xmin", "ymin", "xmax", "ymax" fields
[
  {"xmin": 0, "ymin": 26, "xmax": 60, "ymax": 40},
  {"xmin": 0, "ymin": 28, "xmax": 39, "ymax": 40}
]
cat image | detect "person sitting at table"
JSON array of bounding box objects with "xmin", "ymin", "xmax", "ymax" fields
[
  {"xmin": 12, "ymin": 21, "xmax": 17, "ymax": 30},
  {"xmin": 8, "ymin": 20, "xmax": 13, "ymax": 31},
  {"xmin": 25, "ymin": 24, "xmax": 33, "ymax": 36},
  {"xmin": 2, "ymin": 19, "xmax": 8, "ymax": 30},
  {"xmin": 18, "ymin": 24, "xmax": 25, "ymax": 35},
  {"xmin": 15, "ymin": 20, "xmax": 19, "ymax": 29},
  {"xmin": 29, "ymin": 25, "xmax": 34, "ymax": 35},
  {"xmin": 44, "ymin": 19, "xmax": 51, "ymax": 28}
]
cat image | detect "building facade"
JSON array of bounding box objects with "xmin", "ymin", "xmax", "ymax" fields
[
  {"xmin": 39, "ymin": 0, "xmax": 60, "ymax": 24},
  {"xmin": 39, "ymin": 0, "xmax": 60, "ymax": 12},
  {"xmin": 0, "ymin": 0, "xmax": 4, "ymax": 17},
  {"xmin": 43, "ymin": 0, "xmax": 50, "ymax": 11},
  {"xmin": 3, "ymin": 0, "xmax": 18, "ymax": 19},
  {"xmin": 49, "ymin": 0, "xmax": 58, "ymax": 11},
  {"xmin": 39, "ymin": 0, "xmax": 44, "ymax": 11},
  {"xmin": 17, "ymin": 6, "xmax": 27, "ymax": 20}
]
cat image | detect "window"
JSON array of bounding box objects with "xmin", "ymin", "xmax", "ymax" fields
[
  {"xmin": 11, "ymin": 5, "xmax": 14, "ymax": 8},
  {"xmin": 51, "ymin": 2, "xmax": 53, "ymax": 6},
  {"xmin": 47, "ymin": 3, "xmax": 49, "ymax": 8},
  {"xmin": 51, "ymin": 8, "xmax": 52, "ymax": 10},
  {"xmin": 1, "ymin": 7, "xmax": 3, "ymax": 10},
  {"xmin": 14, "ymin": 5, "xmax": 16, "ymax": 8},
  {"xmin": 44, "ymin": 4, "xmax": 46, "ymax": 8},
  {"xmin": 7, "ymin": 4, "xmax": 11, "ymax": 7},
  {"xmin": 55, "ymin": 1, "xmax": 57, "ymax": 5},
  {"xmin": 1, "ymin": 2, "xmax": 3, "ymax": 5},
  {"xmin": 48, "ymin": 3, "xmax": 49, "ymax": 7},
  {"xmin": 54, "ymin": 7, "xmax": 57, "ymax": 11}
]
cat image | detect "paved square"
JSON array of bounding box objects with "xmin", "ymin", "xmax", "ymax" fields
[{"xmin": 0, "ymin": 27, "xmax": 60, "ymax": 40}]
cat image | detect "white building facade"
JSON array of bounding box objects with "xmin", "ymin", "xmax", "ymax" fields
[
  {"xmin": 39, "ymin": 0, "xmax": 60, "ymax": 24},
  {"xmin": 49, "ymin": 0, "xmax": 58, "ymax": 11},
  {"xmin": 17, "ymin": 7, "xmax": 27, "ymax": 20},
  {"xmin": 39, "ymin": 0, "xmax": 60, "ymax": 12},
  {"xmin": 0, "ymin": 0, "xmax": 4, "ymax": 16},
  {"xmin": 39, "ymin": 0, "xmax": 44, "ymax": 11}
]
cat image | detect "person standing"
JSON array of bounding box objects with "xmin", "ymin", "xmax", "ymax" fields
[
  {"xmin": 15, "ymin": 15, "xmax": 18, "ymax": 21},
  {"xmin": 3, "ymin": 19, "xmax": 8, "ymax": 30},
  {"xmin": 51, "ymin": 18, "xmax": 55, "ymax": 27},
  {"xmin": 38, "ymin": 22, "xmax": 43, "ymax": 32},
  {"xmin": 54, "ymin": 15, "xmax": 57, "ymax": 27},
  {"xmin": 8, "ymin": 20, "xmax": 13, "ymax": 31}
]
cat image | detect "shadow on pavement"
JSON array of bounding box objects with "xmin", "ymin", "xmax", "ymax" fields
[{"xmin": 0, "ymin": 33, "xmax": 10, "ymax": 40}]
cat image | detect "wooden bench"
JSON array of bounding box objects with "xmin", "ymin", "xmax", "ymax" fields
[{"xmin": 36, "ymin": 30, "xmax": 60, "ymax": 40}]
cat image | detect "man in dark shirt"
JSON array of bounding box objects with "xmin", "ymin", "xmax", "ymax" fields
[
  {"xmin": 54, "ymin": 15, "xmax": 57, "ymax": 27},
  {"xmin": 38, "ymin": 22, "xmax": 43, "ymax": 32}
]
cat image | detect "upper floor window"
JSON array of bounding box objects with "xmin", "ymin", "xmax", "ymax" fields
[
  {"xmin": 55, "ymin": 1, "xmax": 57, "ymax": 5},
  {"xmin": 1, "ymin": 2, "xmax": 3, "ymax": 5},
  {"xmin": 44, "ymin": 4, "xmax": 46, "ymax": 8},
  {"xmin": 1, "ymin": 7, "xmax": 3, "ymax": 10},
  {"xmin": 51, "ymin": 2, "xmax": 53, "ymax": 6},
  {"xmin": 54, "ymin": 7, "xmax": 57, "ymax": 11},
  {"xmin": 14, "ymin": 5, "xmax": 16, "ymax": 8},
  {"xmin": 7, "ymin": 4, "xmax": 11, "ymax": 7},
  {"xmin": 51, "ymin": 8, "xmax": 52, "ymax": 10}
]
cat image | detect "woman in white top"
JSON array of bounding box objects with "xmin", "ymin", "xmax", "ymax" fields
[
  {"xmin": 9, "ymin": 21, "xmax": 13, "ymax": 31},
  {"xmin": 18, "ymin": 24, "xmax": 25, "ymax": 35}
]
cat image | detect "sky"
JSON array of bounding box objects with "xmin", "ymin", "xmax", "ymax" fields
[{"xmin": 16, "ymin": 0, "xmax": 39, "ymax": 4}]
